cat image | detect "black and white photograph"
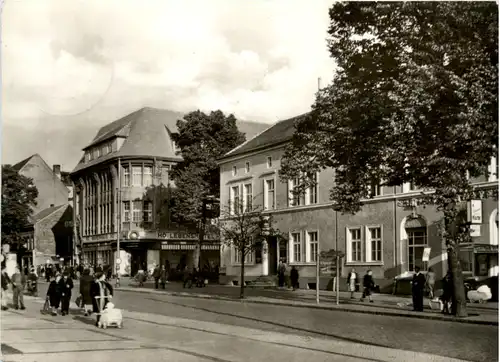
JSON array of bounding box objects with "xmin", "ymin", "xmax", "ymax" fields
[{"xmin": 0, "ymin": 1, "xmax": 498, "ymax": 361}]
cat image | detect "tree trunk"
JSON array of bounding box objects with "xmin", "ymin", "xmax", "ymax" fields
[
  {"xmin": 444, "ymin": 208, "xmax": 468, "ymax": 318},
  {"xmin": 240, "ymin": 246, "xmax": 245, "ymax": 299}
]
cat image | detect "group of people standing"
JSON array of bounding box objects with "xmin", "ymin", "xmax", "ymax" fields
[
  {"xmin": 45, "ymin": 268, "xmax": 113, "ymax": 327},
  {"xmin": 277, "ymin": 261, "xmax": 300, "ymax": 290}
]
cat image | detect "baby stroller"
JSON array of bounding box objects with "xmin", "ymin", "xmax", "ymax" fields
[{"xmin": 95, "ymin": 296, "xmax": 123, "ymax": 329}]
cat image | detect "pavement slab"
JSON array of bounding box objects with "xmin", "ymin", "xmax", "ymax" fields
[{"xmin": 0, "ymin": 296, "xmax": 473, "ymax": 362}]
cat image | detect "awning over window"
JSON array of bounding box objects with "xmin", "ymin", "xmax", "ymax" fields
[{"xmin": 405, "ymin": 217, "xmax": 426, "ymax": 229}]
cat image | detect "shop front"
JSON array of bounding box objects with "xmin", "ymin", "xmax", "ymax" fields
[
  {"xmin": 81, "ymin": 241, "xmax": 114, "ymax": 268},
  {"xmin": 118, "ymin": 230, "xmax": 220, "ymax": 278}
]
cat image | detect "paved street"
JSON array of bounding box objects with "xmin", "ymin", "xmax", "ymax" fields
[{"xmin": 2, "ymin": 283, "xmax": 497, "ymax": 362}]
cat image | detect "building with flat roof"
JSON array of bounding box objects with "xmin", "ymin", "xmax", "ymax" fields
[
  {"xmin": 70, "ymin": 107, "xmax": 269, "ymax": 276},
  {"xmin": 217, "ymin": 114, "xmax": 499, "ymax": 291}
]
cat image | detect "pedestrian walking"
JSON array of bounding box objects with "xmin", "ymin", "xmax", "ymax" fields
[
  {"xmin": 440, "ymin": 271, "xmax": 453, "ymax": 314},
  {"xmin": 360, "ymin": 270, "xmax": 375, "ymax": 303},
  {"xmin": 278, "ymin": 260, "xmax": 286, "ymax": 288},
  {"xmin": 160, "ymin": 265, "xmax": 167, "ymax": 289},
  {"xmin": 91, "ymin": 272, "xmax": 113, "ymax": 327},
  {"xmin": 79, "ymin": 269, "xmax": 94, "ymax": 316},
  {"xmin": 11, "ymin": 266, "xmax": 26, "ymax": 310},
  {"xmin": 347, "ymin": 268, "xmax": 359, "ymax": 299},
  {"xmin": 1, "ymin": 267, "xmax": 11, "ymax": 311},
  {"xmin": 59, "ymin": 271, "xmax": 73, "ymax": 316},
  {"xmin": 425, "ymin": 267, "xmax": 436, "ymax": 299},
  {"xmin": 183, "ymin": 266, "xmax": 192, "ymax": 288},
  {"xmin": 290, "ymin": 266, "xmax": 299, "ymax": 291},
  {"xmin": 45, "ymin": 265, "xmax": 53, "ymax": 282},
  {"xmin": 46, "ymin": 273, "xmax": 62, "ymax": 316},
  {"xmin": 153, "ymin": 264, "xmax": 160, "ymax": 289},
  {"xmin": 412, "ymin": 266, "xmax": 426, "ymax": 312}
]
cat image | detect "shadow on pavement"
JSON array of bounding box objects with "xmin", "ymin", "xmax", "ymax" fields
[{"xmin": 146, "ymin": 296, "xmax": 392, "ymax": 350}]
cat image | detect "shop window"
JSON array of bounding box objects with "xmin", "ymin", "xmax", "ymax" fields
[{"xmin": 459, "ymin": 250, "xmax": 474, "ymax": 273}]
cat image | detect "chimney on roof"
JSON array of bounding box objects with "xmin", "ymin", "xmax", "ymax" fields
[{"xmin": 53, "ymin": 165, "xmax": 61, "ymax": 180}]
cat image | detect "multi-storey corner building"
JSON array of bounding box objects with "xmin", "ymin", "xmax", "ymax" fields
[
  {"xmin": 218, "ymin": 114, "xmax": 499, "ymax": 291},
  {"xmin": 70, "ymin": 107, "xmax": 269, "ymax": 276}
]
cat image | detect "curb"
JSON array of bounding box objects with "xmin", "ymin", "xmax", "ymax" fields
[{"xmin": 116, "ymin": 287, "xmax": 499, "ymax": 326}]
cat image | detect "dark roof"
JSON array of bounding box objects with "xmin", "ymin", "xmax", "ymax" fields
[
  {"xmin": 31, "ymin": 204, "xmax": 67, "ymax": 223},
  {"xmin": 83, "ymin": 107, "xmax": 182, "ymax": 150},
  {"xmin": 72, "ymin": 107, "xmax": 270, "ymax": 175},
  {"xmin": 222, "ymin": 113, "xmax": 309, "ymax": 159},
  {"xmin": 12, "ymin": 154, "xmax": 37, "ymax": 171}
]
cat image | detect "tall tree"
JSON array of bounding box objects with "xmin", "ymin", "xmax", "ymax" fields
[
  {"xmin": 279, "ymin": 2, "xmax": 498, "ymax": 317},
  {"xmin": 1, "ymin": 165, "xmax": 38, "ymax": 245},
  {"xmin": 172, "ymin": 110, "xmax": 246, "ymax": 268}
]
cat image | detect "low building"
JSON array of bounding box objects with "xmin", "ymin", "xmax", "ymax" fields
[
  {"xmin": 70, "ymin": 107, "xmax": 269, "ymax": 276},
  {"xmin": 217, "ymin": 114, "xmax": 499, "ymax": 291},
  {"xmin": 7, "ymin": 154, "xmax": 74, "ymax": 269}
]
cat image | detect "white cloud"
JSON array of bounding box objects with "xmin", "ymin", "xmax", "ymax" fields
[{"xmin": 1, "ymin": 0, "xmax": 335, "ymax": 168}]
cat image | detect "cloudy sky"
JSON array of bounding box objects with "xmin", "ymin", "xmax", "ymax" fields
[{"xmin": 1, "ymin": 0, "xmax": 335, "ymax": 171}]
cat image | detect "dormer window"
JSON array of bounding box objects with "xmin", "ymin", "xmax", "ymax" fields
[
  {"xmin": 86, "ymin": 152, "xmax": 92, "ymax": 162},
  {"xmin": 172, "ymin": 140, "xmax": 180, "ymax": 154},
  {"xmin": 96, "ymin": 148, "xmax": 101, "ymax": 158},
  {"xmin": 106, "ymin": 144, "xmax": 112, "ymax": 154}
]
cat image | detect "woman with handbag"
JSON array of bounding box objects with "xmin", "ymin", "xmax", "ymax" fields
[{"xmin": 46, "ymin": 274, "xmax": 62, "ymax": 316}]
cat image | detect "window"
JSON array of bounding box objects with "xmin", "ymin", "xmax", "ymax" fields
[
  {"xmin": 348, "ymin": 228, "xmax": 362, "ymax": 262},
  {"xmin": 264, "ymin": 179, "xmax": 275, "ymax": 210},
  {"xmin": 244, "ymin": 184, "xmax": 253, "ymax": 212},
  {"xmin": 232, "ymin": 166, "xmax": 237, "ymax": 176},
  {"xmin": 106, "ymin": 144, "xmax": 112, "ymax": 154},
  {"xmin": 289, "ymin": 178, "xmax": 305, "ymax": 206},
  {"xmin": 230, "ymin": 185, "xmax": 240, "ymax": 214},
  {"xmin": 245, "ymin": 162, "xmax": 250, "ymax": 174},
  {"xmin": 459, "ymin": 249, "xmax": 474, "ymax": 273},
  {"xmin": 86, "ymin": 152, "xmax": 93, "ymax": 162},
  {"xmin": 409, "ymin": 181, "xmax": 416, "ymax": 191},
  {"xmin": 308, "ymin": 231, "xmax": 318, "ymax": 262},
  {"xmin": 132, "ymin": 166, "xmax": 142, "ymax": 186},
  {"xmin": 123, "ymin": 202, "xmax": 130, "ymax": 222},
  {"xmin": 143, "ymin": 201, "xmax": 153, "ymax": 223},
  {"xmin": 369, "ymin": 227, "xmax": 382, "ymax": 262},
  {"xmin": 308, "ymin": 172, "xmax": 318, "ymax": 204},
  {"xmin": 407, "ymin": 227, "xmax": 427, "ymax": 272},
  {"xmin": 370, "ymin": 182, "xmax": 382, "ymax": 197},
  {"xmin": 132, "ymin": 201, "xmax": 142, "ymax": 222},
  {"xmin": 267, "ymin": 156, "xmax": 272, "ymax": 168},
  {"xmin": 96, "ymin": 148, "xmax": 101, "ymax": 158},
  {"xmin": 233, "ymin": 246, "xmax": 253, "ymax": 264},
  {"xmin": 143, "ymin": 166, "xmax": 153, "ymax": 186},
  {"xmin": 123, "ymin": 167, "xmax": 130, "ymax": 187},
  {"xmin": 291, "ymin": 232, "xmax": 303, "ymax": 263}
]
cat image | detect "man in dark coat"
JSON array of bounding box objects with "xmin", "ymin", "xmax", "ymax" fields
[
  {"xmin": 412, "ymin": 266, "xmax": 426, "ymax": 312},
  {"xmin": 79, "ymin": 269, "xmax": 94, "ymax": 316},
  {"xmin": 160, "ymin": 265, "xmax": 168, "ymax": 289},
  {"xmin": 59, "ymin": 271, "xmax": 74, "ymax": 316},
  {"xmin": 153, "ymin": 265, "xmax": 161, "ymax": 289},
  {"xmin": 360, "ymin": 270, "xmax": 375, "ymax": 302},
  {"xmin": 290, "ymin": 266, "xmax": 299, "ymax": 291},
  {"xmin": 46, "ymin": 274, "xmax": 62, "ymax": 316}
]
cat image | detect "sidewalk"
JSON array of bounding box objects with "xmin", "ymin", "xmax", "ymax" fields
[{"xmin": 113, "ymin": 278, "xmax": 499, "ymax": 326}]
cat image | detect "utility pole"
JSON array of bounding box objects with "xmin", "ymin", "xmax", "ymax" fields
[
  {"xmin": 115, "ymin": 158, "xmax": 121, "ymax": 288},
  {"xmin": 335, "ymin": 209, "xmax": 340, "ymax": 305}
]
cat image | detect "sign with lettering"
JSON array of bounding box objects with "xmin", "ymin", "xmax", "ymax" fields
[
  {"xmin": 151, "ymin": 231, "xmax": 218, "ymax": 241},
  {"xmin": 467, "ymin": 200, "xmax": 482, "ymax": 224}
]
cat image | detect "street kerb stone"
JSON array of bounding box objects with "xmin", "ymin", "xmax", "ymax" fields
[{"xmin": 116, "ymin": 286, "xmax": 499, "ymax": 326}]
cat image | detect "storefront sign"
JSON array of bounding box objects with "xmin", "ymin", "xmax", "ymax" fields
[
  {"xmin": 160, "ymin": 242, "xmax": 220, "ymax": 251},
  {"xmin": 474, "ymin": 244, "xmax": 498, "ymax": 254},
  {"xmin": 467, "ymin": 200, "xmax": 482, "ymax": 224},
  {"xmin": 156, "ymin": 231, "xmax": 218, "ymax": 241},
  {"xmin": 470, "ymin": 224, "xmax": 481, "ymax": 237}
]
